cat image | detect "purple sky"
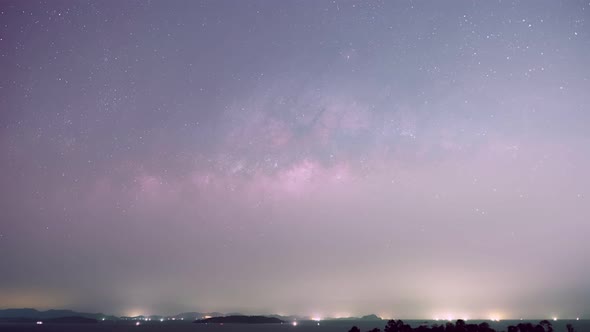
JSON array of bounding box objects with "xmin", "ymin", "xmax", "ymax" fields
[{"xmin": 1, "ymin": 0, "xmax": 589, "ymax": 319}]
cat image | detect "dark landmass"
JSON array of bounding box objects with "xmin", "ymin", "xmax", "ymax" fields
[
  {"xmin": 194, "ymin": 315, "xmax": 285, "ymax": 324},
  {"xmin": 0, "ymin": 317, "xmax": 37, "ymax": 323},
  {"xmin": 120, "ymin": 311, "xmax": 225, "ymax": 321},
  {"xmin": 173, "ymin": 311, "xmax": 224, "ymax": 320},
  {"xmin": 43, "ymin": 316, "xmax": 98, "ymax": 324},
  {"xmin": 0, "ymin": 308, "xmax": 230, "ymax": 323},
  {"xmin": 0, "ymin": 308, "xmax": 117, "ymax": 321},
  {"xmin": 268, "ymin": 313, "xmax": 307, "ymax": 321},
  {"xmin": 45, "ymin": 316, "xmax": 98, "ymax": 324},
  {"xmin": 0, "ymin": 316, "xmax": 97, "ymax": 324}
]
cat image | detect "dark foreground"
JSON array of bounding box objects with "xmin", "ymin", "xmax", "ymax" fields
[{"xmin": 0, "ymin": 320, "xmax": 586, "ymax": 332}]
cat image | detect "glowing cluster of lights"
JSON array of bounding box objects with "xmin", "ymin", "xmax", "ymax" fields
[
  {"xmin": 135, "ymin": 321, "xmax": 141, "ymax": 326},
  {"xmin": 292, "ymin": 321, "xmax": 298, "ymax": 326},
  {"xmin": 131, "ymin": 317, "xmax": 155, "ymax": 322},
  {"xmin": 434, "ymin": 315, "xmax": 466, "ymax": 322},
  {"xmin": 36, "ymin": 321, "xmax": 43, "ymax": 325},
  {"xmin": 488, "ymin": 313, "xmax": 503, "ymax": 322}
]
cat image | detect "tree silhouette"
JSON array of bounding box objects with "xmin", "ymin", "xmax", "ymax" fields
[
  {"xmin": 455, "ymin": 320, "xmax": 467, "ymax": 332},
  {"xmin": 384, "ymin": 320, "xmax": 398, "ymax": 332},
  {"xmin": 445, "ymin": 321, "xmax": 456, "ymax": 332},
  {"xmin": 432, "ymin": 324, "xmax": 445, "ymax": 332},
  {"xmin": 515, "ymin": 322, "xmax": 534, "ymax": 332},
  {"xmin": 347, "ymin": 318, "xmax": 570, "ymax": 332},
  {"xmin": 385, "ymin": 320, "xmax": 405, "ymax": 332},
  {"xmin": 534, "ymin": 324, "xmax": 546, "ymax": 332},
  {"xmin": 539, "ymin": 320, "xmax": 553, "ymax": 332},
  {"xmin": 466, "ymin": 323, "xmax": 480, "ymax": 332},
  {"xmin": 478, "ymin": 322, "xmax": 493, "ymax": 332},
  {"xmin": 416, "ymin": 325, "xmax": 431, "ymax": 332}
]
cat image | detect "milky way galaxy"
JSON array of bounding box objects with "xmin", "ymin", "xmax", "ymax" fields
[{"xmin": 1, "ymin": 0, "xmax": 589, "ymax": 319}]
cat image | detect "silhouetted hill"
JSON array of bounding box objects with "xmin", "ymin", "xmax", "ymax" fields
[
  {"xmin": 327, "ymin": 315, "xmax": 383, "ymax": 321},
  {"xmin": 172, "ymin": 312, "xmax": 224, "ymax": 320},
  {"xmin": 194, "ymin": 315, "xmax": 285, "ymax": 324},
  {"xmin": 0, "ymin": 308, "xmax": 117, "ymax": 321},
  {"xmin": 45, "ymin": 316, "xmax": 98, "ymax": 324},
  {"xmin": 0, "ymin": 317, "xmax": 37, "ymax": 323},
  {"xmin": 268, "ymin": 314, "xmax": 306, "ymax": 321},
  {"xmin": 0, "ymin": 316, "xmax": 97, "ymax": 324},
  {"xmin": 0, "ymin": 309, "xmax": 40, "ymax": 319}
]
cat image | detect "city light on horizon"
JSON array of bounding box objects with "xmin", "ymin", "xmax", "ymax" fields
[{"xmin": 489, "ymin": 317, "xmax": 501, "ymax": 322}]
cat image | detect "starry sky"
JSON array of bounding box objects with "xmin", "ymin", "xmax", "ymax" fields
[{"xmin": 1, "ymin": 0, "xmax": 589, "ymax": 319}]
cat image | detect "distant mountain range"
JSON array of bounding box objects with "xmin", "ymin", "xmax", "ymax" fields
[
  {"xmin": 195, "ymin": 315, "xmax": 285, "ymax": 324},
  {"xmin": 0, "ymin": 308, "xmax": 383, "ymax": 322},
  {"xmin": 0, "ymin": 316, "xmax": 98, "ymax": 324},
  {"xmin": 0, "ymin": 308, "xmax": 117, "ymax": 321},
  {"xmin": 325, "ymin": 314, "xmax": 384, "ymax": 321}
]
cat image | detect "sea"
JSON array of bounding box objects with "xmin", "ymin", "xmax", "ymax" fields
[{"xmin": 0, "ymin": 320, "xmax": 587, "ymax": 332}]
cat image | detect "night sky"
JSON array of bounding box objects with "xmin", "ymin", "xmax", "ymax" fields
[{"xmin": 1, "ymin": 0, "xmax": 589, "ymax": 319}]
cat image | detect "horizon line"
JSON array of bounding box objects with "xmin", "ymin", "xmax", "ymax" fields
[{"xmin": 0, "ymin": 307, "xmax": 584, "ymax": 321}]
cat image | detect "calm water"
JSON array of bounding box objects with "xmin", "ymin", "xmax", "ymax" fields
[{"xmin": 0, "ymin": 320, "xmax": 587, "ymax": 332}]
